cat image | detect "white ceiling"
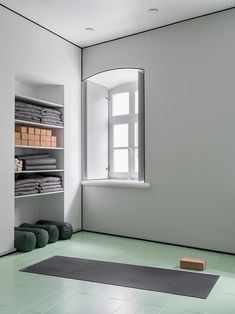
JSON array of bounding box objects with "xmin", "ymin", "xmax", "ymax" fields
[
  {"xmin": 1, "ymin": 0, "xmax": 235, "ymax": 47},
  {"xmin": 88, "ymin": 69, "xmax": 139, "ymax": 89}
]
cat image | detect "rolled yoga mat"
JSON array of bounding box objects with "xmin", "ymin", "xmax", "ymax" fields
[
  {"xmin": 36, "ymin": 220, "xmax": 73, "ymax": 240},
  {"xmin": 15, "ymin": 227, "xmax": 49, "ymax": 248},
  {"xmin": 20, "ymin": 223, "xmax": 59, "ymax": 243},
  {"xmin": 14, "ymin": 230, "xmax": 36, "ymax": 252}
]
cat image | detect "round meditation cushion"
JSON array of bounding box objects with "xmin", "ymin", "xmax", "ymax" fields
[
  {"xmin": 14, "ymin": 230, "xmax": 36, "ymax": 252},
  {"xmin": 15, "ymin": 227, "xmax": 49, "ymax": 248},
  {"xmin": 20, "ymin": 223, "xmax": 59, "ymax": 243},
  {"xmin": 36, "ymin": 220, "xmax": 73, "ymax": 240}
]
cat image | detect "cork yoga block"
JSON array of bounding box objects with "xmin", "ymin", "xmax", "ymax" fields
[{"xmin": 180, "ymin": 258, "xmax": 206, "ymax": 271}]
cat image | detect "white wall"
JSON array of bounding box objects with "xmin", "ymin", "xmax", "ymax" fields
[
  {"xmin": 83, "ymin": 9, "xmax": 235, "ymax": 253},
  {"xmin": 0, "ymin": 6, "xmax": 81, "ymax": 254},
  {"xmin": 86, "ymin": 81, "xmax": 108, "ymax": 179}
]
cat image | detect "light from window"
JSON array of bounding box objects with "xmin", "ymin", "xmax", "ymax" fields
[
  {"xmin": 113, "ymin": 124, "xmax": 128, "ymax": 147},
  {"xmin": 135, "ymin": 91, "xmax": 138, "ymax": 114},
  {"xmin": 112, "ymin": 92, "xmax": 129, "ymax": 116},
  {"xmin": 134, "ymin": 148, "xmax": 138, "ymax": 173},
  {"xmin": 114, "ymin": 149, "xmax": 128, "ymax": 172},
  {"xmin": 134, "ymin": 122, "xmax": 138, "ymax": 147}
]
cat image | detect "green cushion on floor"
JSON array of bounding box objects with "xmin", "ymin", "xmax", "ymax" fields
[
  {"xmin": 15, "ymin": 227, "xmax": 49, "ymax": 248},
  {"xmin": 20, "ymin": 223, "xmax": 59, "ymax": 243},
  {"xmin": 14, "ymin": 230, "xmax": 36, "ymax": 252},
  {"xmin": 36, "ymin": 220, "xmax": 73, "ymax": 240}
]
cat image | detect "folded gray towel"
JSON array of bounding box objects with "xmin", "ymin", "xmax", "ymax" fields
[
  {"xmin": 40, "ymin": 181, "xmax": 62, "ymax": 187},
  {"xmin": 41, "ymin": 117, "xmax": 63, "ymax": 122},
  {"xmin": 40, "ymin": 187, "xmax": 63, "ymax": 193},
  {"xmin": 15, "ymin": 190, "xmax": 39, "ymax": 196},
  {"xmin": 15, "ymin": 102, "xmax": 42, "ymax": 110},
  {"xmin": 24, "ymin": 158, "xmax": 57, "ymax": 166},
  {"xmin": 15, "ymin": 186, "xmax": 39, "ymax": 192},
  {"xmin": 41, "ymin": 119, "xmax": 63, "ymax": 126},
  {"xmin": 17, "ymin": 153, "xmax": 50, "ymax": 160},
  {"xmin": 40, "ymin": 184, "xmax": 62, "ymax": 190},
  {"xmin": 15, "ymin": 111, "xmax": 41, "ymax": 118},
  {"xmin": 15, "ymin": 107, "xmax": 41, "ymax": 113},
  {"xmin": 14, "ymin": 182, "xmax": 39, "ymax": 188},
  {"xmin": 41, "ymin": 108, "xmax": 62, "ymax": 115},
  {"xmin": 15, "ymin": 178, "xmax": 40, "ymax": 186},
  {"xmin": 41, "ymin": 112, "xmax": 61, "ymax": 118},
  {"xmin": 39, "ymin": 176, "xmax": 62, "ymax": 183},
  {"xmin": 15, "ymin": 114, "xmax": 40, "ymax": 121},
  {"xmin": 25, "ymin": 165, "xmax": 57, "ymax": 170}
]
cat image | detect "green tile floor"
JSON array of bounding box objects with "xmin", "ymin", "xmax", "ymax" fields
[{"xmin": 0, "ymin": 231, "xmax": 235, "ymax": 314}]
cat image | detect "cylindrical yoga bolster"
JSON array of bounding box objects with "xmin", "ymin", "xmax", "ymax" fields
[
  {"xmin": 36, "ymin": 220, "xmax": 73, "ymax": 240},
  {"xmin": 15, "ymin": 227, "xmax": 49, "ymax": 248},
  {"xmin": 20, "ymin": 223, "xmax": 59, "ymax": 243},
  {"xmin": 14, "ymin": 230, "xmax": 36, "ymax": 252}
]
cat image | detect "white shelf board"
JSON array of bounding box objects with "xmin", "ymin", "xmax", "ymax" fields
[
  {"xmin": 15, "ymin": 94, "xmax": 64, "ymax": 109},
  {"xmin": 15, "ymin": 119, "xmax": 64, "ymax": 129},
  {"xmin": 15, "ymin": 191, "xmax": 64, "ymax": 199},
  {"xmin": 15, "ymin": 145, "xmax": 64, "ymax": 150},
  {"xmin": 15, "ymin": 169, "xmax": 64, "ymax": 174}
]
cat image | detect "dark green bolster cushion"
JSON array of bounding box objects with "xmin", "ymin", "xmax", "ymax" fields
[
  {"xmin": 20, "ymin": 223, "xmax": 59, "ymax": 243},
  {"xmin": 36, "ymin": 220, "xmax": 73, "ymax": 240},
  {"xmin": 15, "ymin": 227, "xmax": 49, "ymax": 248},
  {"xmin": 14, "ymin": 230, "xmax": 36, "ymax": 252}
]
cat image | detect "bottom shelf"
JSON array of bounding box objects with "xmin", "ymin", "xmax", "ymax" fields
[{"xmin": 15, "ymin": 191, "xmax": 64, "ymax": 199}]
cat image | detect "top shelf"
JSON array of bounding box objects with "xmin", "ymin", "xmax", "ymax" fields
[{"xmin": 15, "ymin": 94, "xmax": 64, "ymax": 109}]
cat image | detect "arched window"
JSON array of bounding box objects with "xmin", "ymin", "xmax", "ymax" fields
[{"xmin": 82, "ymin": 68, "xmax": 145, "ymax": 181}]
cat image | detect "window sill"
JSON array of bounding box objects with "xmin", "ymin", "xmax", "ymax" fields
[{"xmin": 81, "ymin": 179, "xmax": 151, "ymax": 189}]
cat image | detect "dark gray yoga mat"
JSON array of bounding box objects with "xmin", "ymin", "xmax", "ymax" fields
[{"xmin": 21, "ymin": 256, "xmax": 219, "ymax": 299}]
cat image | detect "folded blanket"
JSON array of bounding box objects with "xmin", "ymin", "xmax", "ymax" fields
[
  {"xmin": 40, "ymin": 181, "xmax": 62, "ymax": 188},
  {"xmin": 24, "ymin": 158, "xmax": 56, "ymax": 166},
  {"xmin": 14, "ymin": 182, "xmax": 39, "ymax": 188},
  {"xmin": 15, "ymin": 102, "xmax": 42, "ymax": 111},
  {"xmin": 25, "ymin": 165, "xmax": 57, "ymax": 170},
  {"xmin": 41, "ymin": 116, "xmax": 62, "ymax": 122},
  {"xmin": 17, "ymin": 153, "xmax": 50, "ymax": 160},
  {"xmin": 16, "ymin": 113, "xmax": 41, "ymax": 119},
  {"xmin": 15, "ymin": 178, "xmax": 41, "ymax": 186},
  {"xmin": 41, "ymin": 119, "xmax": 63, "ymax": 126},
  {"xmin": 15, "ymin": 107, "xmax": 41, "ymax": 114},
  {"xmin": 41, "ymin": 113, "xmax": 61, "ymax": 120},
  {"xmin": 40, "ymin": 184, "xmax": 62, "ymax": 190},
  {"xmin": 15, "ymin": 113, "xmax": 40, "ymax": 119},
  {"xmin": 15, "ymin": 184, "xmax": 39, "ymax": 191},
  {"xmin": 15, "ymin": 109, "xmax": 41, "ymax": 116},
  {"xmin": 41, "ymin": 108, "xmax": 62, "ymax": 115},
  {"xmin": 41, "ymin": 117, "xmax": 63, "ymax": 122},
  {"xmin": 15, "ymin": 190, "xmax": 39, "ymax": 196},
  {"xmin": 15, "ymin": 116, "xmax": 40, "ymax": 122},
  {"xmin": 40, "ymin": 187, "xmax": 63, "ymax": 193},
  {"xmin": 15, "ymin": 187, "xmax": 39, "ymax": 193},
  {"xmin": 39, "ymin": 176, "xmax": 62, "ymax": 183}
]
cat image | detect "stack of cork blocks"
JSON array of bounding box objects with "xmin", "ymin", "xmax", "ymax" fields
[{"xmin": 15, "ymin": 125, "xmax": 57, "ymax": 147}]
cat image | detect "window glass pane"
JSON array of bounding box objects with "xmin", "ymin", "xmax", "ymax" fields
[
  {"xmin": 114, "ymin": 149, "xmax": 128, "ymax": 172},
  {"xmin": 134, "ymin": 122, "xmax": 138, "ymax": 147},
  {"xmin": 135, "ymin": 91, "xmax": 138, "ymax": 114},
  {"xmin": 113, "ymin": 124, "xmax": 128, "ymax": 147},
  {"xmin": 112, "ymin": 92, "xmax": 129, "ymax": 116},
  {"xmin": 135, "ymin": 148, "xmax": 138, "ymax": 173}
]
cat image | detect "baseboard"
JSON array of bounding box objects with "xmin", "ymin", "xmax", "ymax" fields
[
  {"xmin": 82, "ymin": 229, "xmax": 235, "ymax": 256},
  {"xmin": 0, "ymin": 248, "xmax": 16, "ymax": 257}
]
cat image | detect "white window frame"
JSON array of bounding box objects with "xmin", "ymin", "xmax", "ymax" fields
[
  {"xmin": 82, "ymin": 69, "xmax": 145, "ymax": 183},
  {"xmin": 108, "ymin": 83, "xmax": 138, "ymax": 180}
]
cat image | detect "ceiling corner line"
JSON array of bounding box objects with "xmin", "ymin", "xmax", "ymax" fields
[
  {"xmin": 0, "ymin": 3, "xmax": 82, "ymax": 50},
  {"xmin": 82, "ymin": 5, "xmax": 235, "ymax": 49}
]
